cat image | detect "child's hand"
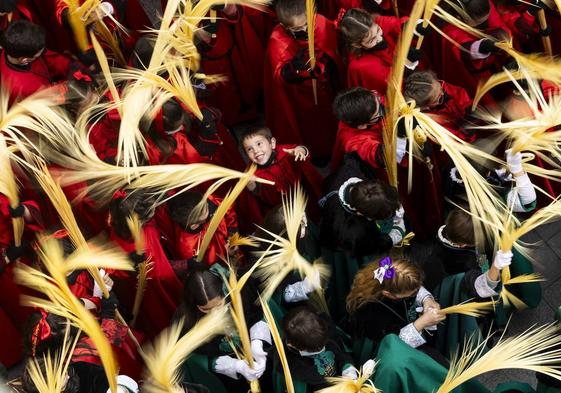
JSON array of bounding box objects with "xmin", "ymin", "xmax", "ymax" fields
[
  {"xmin": 422, "ymin": 297, "xmax": 440, "ymax": 314},
  {"xmin": 414, "ymin": 309, "xmax": 446, "ymax": 331},
  {"xmin": 283, "ymin": 146, "xmax": 309, "ymax": 161},
  {"xmin": 246, "ymin": 176, "xmax": 257, "ymax": 191}
]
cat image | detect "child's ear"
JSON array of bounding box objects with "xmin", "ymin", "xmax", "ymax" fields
[
  {"xmin": 357, "ymin": 124, "xmax": 368, "ymax": 130},
  {"xmin": 381, "ymin": 289, "xmax": 392, "ymax": 298},
  {"xmin": 271, "ymin": 137, "xmax": 277, "ymax": 148}
]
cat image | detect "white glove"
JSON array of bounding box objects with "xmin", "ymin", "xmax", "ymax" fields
[
  {"xmin": 493, "ymin": 250, "xmax": 513, "ymax": 270},
  {"xmin": 361, "ymin": 359, "xmax": 376, "ymax": 378},
  {"xmin": 93, "ymin": 269, "xmax": 113, "ymax": 298},
  {"xmin": 250, "ymin": 339, "xmax": 268, "ymax": 365},
  {"xmin": 342, "ymin": 365, "xmax": 358, "ymax": 381},
  {"xmin": 506, "ymin": 148, "xmax": 523, "ymax": 174},
  {"xmin": 215, "ymin": 356, "xmax": 265, "ymax": 381},
  {"xmin": 99, "ymin": 2, "xmax": 115, "ymax": 16},
  {"xmin": 302, "ymin": 269, "xmax": 322, "ymax": 293}
]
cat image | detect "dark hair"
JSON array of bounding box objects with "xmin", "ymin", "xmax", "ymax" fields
[
  {"xmin": 109, "ymin": 190, "xmax": 154, "ymax": 239},
  {"xmin": 465, "ymin": 0, "xmax": 490, "ymax": 21},
  {"xmin": 275, "ymin": 0, "xmax": 306, "ymax": 25},
  {"xmin": 338, "ymin": 8, "xmax": 373, "ymax": 54},
  {"xmin": 2, "ymin": 20, "xmax": 45, "ymax": 58},
  {"xmin": 162, "ymin": 99, "xmax": 185, "ymax": 132},
  {"xmin": 348, "ymin": 180, "xmax": 400, "ymax": 219},
  {"xmin": 283, "ymin": 306, "xmax": 328, "ymax": 352},
  {"xmin": 333, "ymin": 87, "xmax": 378, "ymax": 128},
  {"xmin": 63, "ymin": 79, "xmax": 95, "ymax": 117},
  {"xmin": 130, "ymin": 35, "xmax": 154, "ymax": 70},
  {"xmin": 169, "ymin": 191, "xmax": 204, "ymax": 227},
  {"xmin": 443, "ymin": 207, "xmax": 475, "ymax": 245},
  {"xmin": 179, "ymin": 267, "xmax": 224, "ymax": 331},
  {"xmin": 0, "ymin": 0, "xmax": 18, "ymax": 13},
  {"xmin": 240, "ymin": 126, "xmax": 273, "ymax": 144},
  {"xmin": 404, "ymin": 71, "xmax": 438, "ymax": 108}
]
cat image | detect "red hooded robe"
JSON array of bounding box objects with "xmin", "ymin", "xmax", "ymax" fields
[{"xmin": 264, "ymin": 15, "xmax": 344, "ymax": 159}]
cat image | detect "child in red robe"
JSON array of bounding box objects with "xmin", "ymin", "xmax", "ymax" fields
[
  {"xmin": 338, "ymin": 8, "xmax": 423, "ymax": 94},
  {"xmin": 403, "ymin": 70, "xmax": 476, "ymax": 143},
  {"xmin": 265, "ymin": 0, "xmax": 344, "ymax": 163},
  {"xmin": 0, "ymin": 20, "xmax": 74, "ymax": 99},
  {"xmin": 439, "ymin": 0, "xmax": 513, "ymax": 95},
  {"xmin": 240, "ymin": 126, "xmax": 323, "ymax": 223},
  {"xmin": 108, "ymin": 190, "xmax": 183, "ymax": 338},
  {"xmin": 198, "ymin": 4, "xmax": 265, "ymax": 126},
  {"xmin": 0, "ymin": 197, "xmax": 41, "ymax": 368},
  {"xmin": 162, "ymin": 192, "xmax": 238, "ymax": 267},
  {"xmin": 332, "ymin": 87, "xmax": 444, "ymax": 238},
  {"xmin": 331, "ymin": 87, "xmax": 393, "ymax": 172}
]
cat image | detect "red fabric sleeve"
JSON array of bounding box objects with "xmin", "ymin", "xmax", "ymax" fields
[{"xmin": 43, "ymin": 49, "xmax": 73, "ymax": 80}]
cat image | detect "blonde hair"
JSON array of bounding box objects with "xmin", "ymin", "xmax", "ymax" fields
[{"xmin": 346, "ymin": 258, "xmax": 424, "ymax": 314}]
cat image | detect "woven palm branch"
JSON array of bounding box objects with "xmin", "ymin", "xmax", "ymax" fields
[
  {"xmin": 26, "ymin": 325, "xmax": 80, "ymax": 393},
  {"xmin": 472, "ymin": 69, "xmax": 526, "ymax": 109},
  {"xmin": 229, "ymin": 232, "xmax": 259, "ymax": 248},
  {"xmin": 306, "ymin": 0, "xmax": 317, "ymax": 104},
  {"xmin": 397, "ymin": 102, "xmax": 509, "ymax": 249},
  {"xmin": 197, "ymin": 165, "xmax": 256, "ymax": 261},
  {"xmin": 142, "ymin": 308, "xmax": 230, "ymax": 393},
  {"xmin": 259, "ymin": 296, "xmax": 294, "ymax": 393},
  {"xmin": 415, "ymin": 0, "xmax": 441, "ymax": 49},
  {"xmin": 15, "ymin": 238, "xmax": 124, "ymax": 393},
  {"xmin": 437, "ymin": 323, "xmax": 561, "ymax": 393},
  {"xmin": 383, "ymin": 0, "xmax": 426, "ymax": 187},
  {"xmin": 252, "ymin": 184, "xmax": 329, "ymax": 300},
  {"xmin": 438, "ymin": 300, "xmax": 495, "ymax": 318}
]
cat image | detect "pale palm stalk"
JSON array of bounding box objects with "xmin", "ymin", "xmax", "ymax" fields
[
  {"xmin": 126, "ymin": 213, "xmax": 153, "ymax": 327},
  {"xmin": 438, "ymin": 300, "xmax": 495, "ymax": 318},
  {"xmin": 252, "ymin": 184, "xmax": 329, "ymax": 300},
  {"xmin": 15, "ymin": 238, "xmax": 130, "ymax": 393},
  {"xmin": 306, "ymin": 0, "xmax": 317, "ymax": 105},
  {"xmin": 259, "ymin": 296, "xmax": 294, "ymax": 393},
  {"xmin": 142, "ymin": 308, "xmax": 230, "ymax": 393},
  {"xmin": 197, "ymin": 165, "xmax": 257, "ymax": 261},
  {"xmin": 383, "ymin": 0, "xmax": 426, "ymax": 187},
  {"xmin": 26, "ymin": 326, "xmax": 80, "ymax": 393},
  {"xmin": 224, "ymin": 265, "xmax": 260, "ymax": 392},
  {"xmin": 437, "ymin": 324, "xmax": 561, "ymax": 393}
]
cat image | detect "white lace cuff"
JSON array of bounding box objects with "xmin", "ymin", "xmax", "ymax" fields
[
  {"xmin": 470, "ymin": 39, "xmax": 491, "ymax": 60},
  {"xmin": 474, "ymin": 273, "xmax": 499, "ymax": 298},
  {"xmin": 250, "ymin": 320, "xmax": 272, "ymax": 345},
  {"xmin": 399, "ymin": 323, "xmax": 426, "ymax": 348},
  {"xmin": 415, "ymin": 286, "xmax": 433, "ymax": 307},
  {"xmin": 283, "ymin": 280, "xmax": 311, "ymax": 303}
]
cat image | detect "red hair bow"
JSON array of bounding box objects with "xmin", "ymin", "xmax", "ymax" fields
[
  {"xmin": 31, "ymin": 310, "xmax": 51, "ymax": 357},
  {"xmin": 334, "ymin": 8, "xmax": 347, "ymax": 29}
]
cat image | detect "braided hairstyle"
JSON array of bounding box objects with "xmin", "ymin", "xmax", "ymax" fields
[
  {"xmin": 338, "ymin": 8, "xmax": 373, "ymax": 55},
  {"xmin": 346, "ymin": 258, "xmax": 424, "ymax": 313}
]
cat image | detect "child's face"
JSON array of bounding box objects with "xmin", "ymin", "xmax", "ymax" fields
[
  {"xmin": 283, "ymin": 14, "xmax": 308, "ymax": 40},
  {"xmin": 12, "ymin": 48, "xmax": 44, "ymax": 66},
  {"xmin": 242, "ymin": 135, "xmax": 276, "ymax": 166},
  {"xmin": 360, "ymin": 23, "xmax": 383, "ymax": 49}
]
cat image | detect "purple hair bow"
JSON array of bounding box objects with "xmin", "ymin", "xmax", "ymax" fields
[{"xmin": 373, "ymin": 256, "xmax": 395, "ymax": 284}]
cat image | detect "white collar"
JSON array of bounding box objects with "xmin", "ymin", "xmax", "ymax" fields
[
  {"xmin": 437, "ymin": 225, "xmax": 463, "ymax": 248},
  {"xmin": 338, "ymin": 177, "xmax": 362, "ymax": 214}
]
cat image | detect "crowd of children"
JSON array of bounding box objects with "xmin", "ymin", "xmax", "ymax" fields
[{"xmin": 0, "ymin": 0, "xmax": 561, "ymax": 391}]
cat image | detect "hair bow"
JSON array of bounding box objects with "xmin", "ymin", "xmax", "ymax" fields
[
  {"xmin": 31, "ymin": 310, "xmax": 52, "ymax": 356},
  {"xmin": 373, "ymin": 256, "xmax": 395, "ymax": 284},
  {"xmin": 72, "ymin": 70, "xmax": 93, "ymax": 83},
  {"xmin": 334, "ymin": 8, "xmax": 347, "ymax": 29}
]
